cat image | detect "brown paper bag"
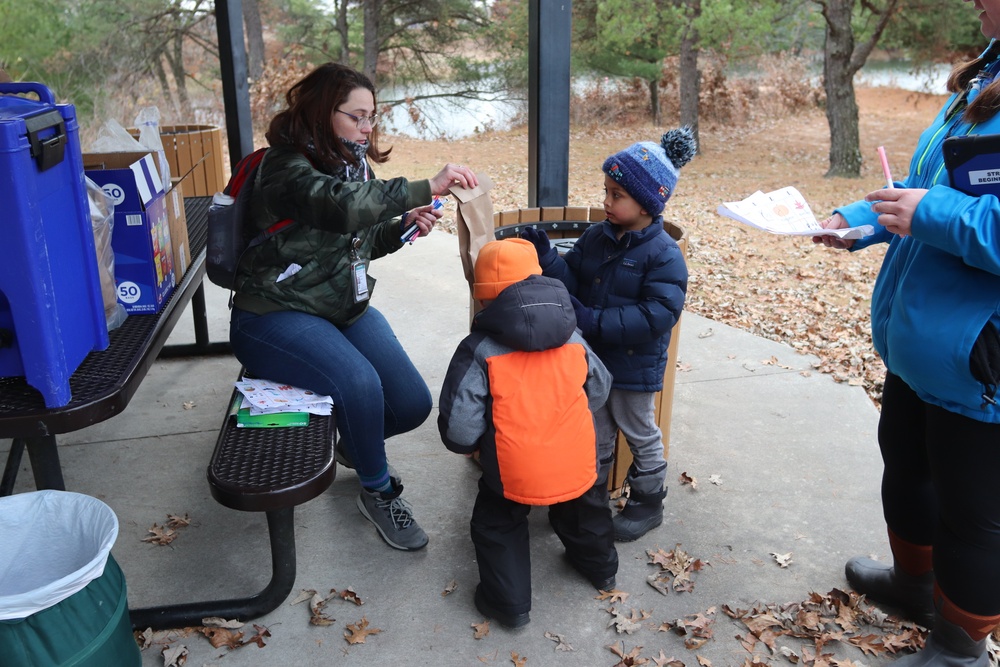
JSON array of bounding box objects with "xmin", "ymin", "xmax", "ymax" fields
[{"xmin": 450, "ymin": 172, "xmax": 496, "ymax": 291}]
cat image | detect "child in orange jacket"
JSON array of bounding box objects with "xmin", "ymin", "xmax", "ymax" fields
[{"xmin": 438, "ymin": 238, "xmax": 615, "ymax": 629}]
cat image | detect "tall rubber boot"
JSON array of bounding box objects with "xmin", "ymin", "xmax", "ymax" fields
[
  {"xmin": 892, "ymin": 588, "xmax": 1000, "ymax": 666},
  {"xmin": 845, "ymin": 529, "xmax": 935, "ymax": 627}
]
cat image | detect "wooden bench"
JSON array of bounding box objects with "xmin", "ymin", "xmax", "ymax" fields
[
  {"xmin": 492, "ymin": 206, "xmax": 688, "ymax": 491},
  {"xmin": 128, "ymin": 369, "xmax": 337, "ymax": 630}
]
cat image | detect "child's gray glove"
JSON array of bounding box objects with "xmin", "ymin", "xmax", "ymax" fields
[{"xmin": 520, "ymin": 227, "xmax": 556, "ymax": 265}]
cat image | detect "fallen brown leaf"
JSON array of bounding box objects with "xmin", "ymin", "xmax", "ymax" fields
[
  {"xmin": 161, "ymin": 644, "xmax": 188, "ymax": 666},
  {"xmin": 544, "ymin": 630, "xmax": 574, "ymax": 651},
  {"xmin": 141, "ymin": 523, "xmax": 178, "ymax": 546},
  {"xmin": 770, "ymin": 552, "xmax": 793, "ymax": 568},
  {"xmin": 596, "ymin": 589, "xmax": 629, "ymax": 603},
  {"xmin": 607, "ymin": 606, "xmax": 651, "ymax": 635},
  {"xmin": 339, "ymin": 587, "xmax": 363, "ymax": 605},
  {"xmin": 472, "ymin": 620, "xmax": 490, "ymax": 639},
  {"xmin": 608, "ymin": 640, "xmax": 649, "ymax": 666},
  {"xmin": 651, "ymin": 649, "xmax": 684, "ymax": 666},
  {"xmin": 442, "ymin": 579, "xmax": 458, "ymax": 596},
  {"xmin": 309, "ymin": 590, "xmax": 337, "ymax": 626},
  {"xmin": 679, "ymin": 472, "xmax": 697, "ymax": 489},
  {"xmin": 511, "ymin": 650, "xmax": 526, "ymax": 666},
  {"xmin": 344, "ymin": 617, "xmax": 381, "ymax": 644},
  {"xmin": 245, "ymin": 624, "xmax": 271, "ymax": 648},
  {"xmin": 198, "ymin": 626, "xmax": 244, "ymax": 649}
]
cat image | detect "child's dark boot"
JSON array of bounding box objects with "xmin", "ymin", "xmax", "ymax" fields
[
  {"xmin": 613, "ymin": 487, "xmax": 667, "ymax": 542},
  {"xmin": 613, "ymin": 464, "xmax": 667, "ymax": 542}
]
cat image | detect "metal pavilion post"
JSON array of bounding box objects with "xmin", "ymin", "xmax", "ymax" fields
[
  {"xmin": 527, "ymin": 0, "xmax": 572, "ymax": 207},
  {"xmin": 216, "ymin": 0, "xmax": 255, "ymax": 167}
]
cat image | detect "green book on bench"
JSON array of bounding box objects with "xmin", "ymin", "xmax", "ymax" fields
[{"xmin": 230, "ymin": 394, "xmax": 310, "ymax": 428}]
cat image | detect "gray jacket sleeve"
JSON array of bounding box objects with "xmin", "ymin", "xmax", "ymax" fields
[
  {"xmin": 437, "ymin": 334, "xmax": 489, "ymax": 454},
  {"xmin": 574, "ymin": 331, "xmax": 611, "ymax": 412}
]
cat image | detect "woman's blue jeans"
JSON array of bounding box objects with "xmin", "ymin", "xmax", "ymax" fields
[{"xmin": 230, "ymin": 305, "xmax": 432, "ymax": 490}]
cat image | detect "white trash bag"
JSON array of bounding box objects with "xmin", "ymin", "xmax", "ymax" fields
[{"xmin": 0, "ymin": 490, "xmax": 118, "ymax": 621}]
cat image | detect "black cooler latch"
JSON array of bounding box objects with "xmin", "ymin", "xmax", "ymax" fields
[{"xmin": 24, "ymin": 109, "xmax": 66, "ymax": 172}]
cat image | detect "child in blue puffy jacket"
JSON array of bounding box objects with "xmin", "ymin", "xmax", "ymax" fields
[{"xmin": 521, "ymin": 127, "xmax": 693, "ymax": 542}]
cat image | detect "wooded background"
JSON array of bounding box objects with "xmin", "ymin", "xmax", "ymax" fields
[{"xmin": 0, "ymin": 0, "xmax": 986, "ymax": 176}]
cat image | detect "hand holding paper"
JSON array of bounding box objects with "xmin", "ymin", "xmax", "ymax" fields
[{"xmin": 717, "ymin": 187, "xmax": 873, "ymax": 239}]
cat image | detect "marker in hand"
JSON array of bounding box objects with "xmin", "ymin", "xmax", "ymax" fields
[
  {"xmin": 401, "ymin": 196, "xmax": 447, "ymax": 244},
  {"xmin": 877, "ymin": 146, "xmax": 894, "ymax": 189}
]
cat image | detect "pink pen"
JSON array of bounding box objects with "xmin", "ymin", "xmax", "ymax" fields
[{"xmin": 877, "ymin": 146, "xmax": 894, "ymax": 189}]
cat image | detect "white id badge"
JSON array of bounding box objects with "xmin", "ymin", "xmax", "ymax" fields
[{"xmin": 351, "ymin": 259, "xmax": 369, "ymax": 303}]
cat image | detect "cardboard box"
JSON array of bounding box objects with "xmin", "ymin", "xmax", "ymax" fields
[
  {"xmin": 165, "ymin": 178, "xmax": 190, "ymax": 282},
  {"xmin": 83, "ymin": 150, "xmax": 176, "ymax": 314}
]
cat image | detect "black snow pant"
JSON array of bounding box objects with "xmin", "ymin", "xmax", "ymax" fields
[{"xmin": 470, "ymin": 476, "xmax": 618, "ymax": 615}]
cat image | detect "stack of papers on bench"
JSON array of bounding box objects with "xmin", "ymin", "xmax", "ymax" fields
[{"xmin": 233, "ymin": 378, "xmax": 334, "ymax": 428}]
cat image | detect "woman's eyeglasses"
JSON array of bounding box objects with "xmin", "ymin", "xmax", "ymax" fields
[{"xmin": 337, "ymin": 110, "xmax": 380, "ymax": 129}]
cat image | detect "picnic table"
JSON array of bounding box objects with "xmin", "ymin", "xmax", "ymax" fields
[
  {"xmin": 0, "ymin": 197, "xmax": 218, "ymax": 495},
  {"xmin": 0, "ymin": 197, "xmax": 337, "ymax": 629}
]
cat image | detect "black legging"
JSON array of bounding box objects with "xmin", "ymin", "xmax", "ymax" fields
[{"xmin": 878, "ymin": 372, "xmax": 1000, "ymax": 615}]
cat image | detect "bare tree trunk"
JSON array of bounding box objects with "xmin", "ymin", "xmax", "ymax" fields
[
  {"xmin": 243, "ymin": 0, "xmax": 265, "ymax": 81},
  {"xmin": 823, "ymin": 0, "xmax": 860, "ymax": 176},
  {"xmin": 152, "ymin": 54, "xmax": 174, "ymax": 109},
  {"xmin": 679, "ymin": 0, "xmax": 700, "ymax": 151},
  {"xmin": 363, "ymin": 0, "xmax": 381, "ymax": 84},
  {"xmin": 818, "ymin": 0, "xmax": 900, "ymax": 177},
  {"xmin": 337, "ymin": 0, "xmax": 350, "ymax": 64},
  {"xmin": 166, "ymin": 35, "xmax": 187, "ymax": 109},
  {"xmin": 648, "ymin": 79, "xmax": 661, "ymax": 126}
]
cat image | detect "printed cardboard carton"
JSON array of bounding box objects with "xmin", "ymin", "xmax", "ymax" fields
[{"xmin": 84, "ymin": 151, "xmax": 176, "ymax": 313}]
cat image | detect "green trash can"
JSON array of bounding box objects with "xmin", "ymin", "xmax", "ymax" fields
[{"xmin": 0, "ymin": 491, "xmax": 141, "ymax": 666}]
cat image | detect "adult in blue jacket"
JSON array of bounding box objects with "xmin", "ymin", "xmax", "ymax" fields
[{"xmin": 815, "ymin": 26, "xmax": 1000, "ymax": 667}]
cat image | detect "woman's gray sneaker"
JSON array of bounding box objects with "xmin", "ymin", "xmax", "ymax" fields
[{"xmin": 357, "ymin": 479, "xmax": 427, "ymax": 551}]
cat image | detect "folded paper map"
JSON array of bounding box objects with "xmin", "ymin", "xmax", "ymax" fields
[{"xmin": 718, "ymin": 187, "xmax": 873, "ymax": 239}]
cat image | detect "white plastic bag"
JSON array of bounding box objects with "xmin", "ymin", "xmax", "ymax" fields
[
  {"xmin": 0, "ymin": 490, "xmax": 119, "ymax": 620},
  {"xmin": 89, "ymin": 118, "xmax": 145, "ymax": 153},
  {"xmin": 86, "ymin": 176, "xmax": 127, "ymax": 331},
  {"xmin": 133, "ymin": 106, "xmax": 171, "ymax": 186}
]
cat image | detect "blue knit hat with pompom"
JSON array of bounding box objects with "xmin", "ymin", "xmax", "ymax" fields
[{"xmin": 601, "ymin": 127, "xmax": 697, "ymax": 216}]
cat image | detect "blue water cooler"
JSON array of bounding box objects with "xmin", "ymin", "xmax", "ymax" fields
[{"xmin": 0, "ymin": 82, "xmax": 109, "ymax": 407}]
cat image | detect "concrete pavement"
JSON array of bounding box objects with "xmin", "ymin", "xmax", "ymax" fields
[{"xmin": 1, "ymin": 229, "xmax": 889, "ymax": 666}]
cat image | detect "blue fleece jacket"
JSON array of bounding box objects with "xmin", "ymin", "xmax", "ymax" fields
[{"xmin": 835, "ymin": 44, "xmax": 1000, "ymax": 422}]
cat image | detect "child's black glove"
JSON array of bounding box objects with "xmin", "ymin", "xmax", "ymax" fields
[
  {"xmin": 520, "ymin": 227, "xmax": 556, "ymax": 264},
  {"xmin": 569, "ymin": 295, "xmax": 594, "ymax": 335}
]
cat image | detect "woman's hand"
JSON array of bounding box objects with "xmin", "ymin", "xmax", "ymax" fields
[
  {"xmin": 429, "ymin": 163, "xmax": 478, "ymax": 195},
  {"xmin": 811, "ymin": 212, "xmax": 855, "ymax": 250},
  {"xmin": 864, "ymin": 188, "xmax": 928, "ymax": 237},
  {"xmin": 404, "ymin": 202, "xmax": 445, "ymax": 238}
]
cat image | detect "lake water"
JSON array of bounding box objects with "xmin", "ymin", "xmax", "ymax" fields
[{"xmin": 380, "ymin": 61, "xmax": 952, "ymax": 140}]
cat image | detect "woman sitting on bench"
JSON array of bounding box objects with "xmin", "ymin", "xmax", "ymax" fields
[{"xmin": 228, "ymin": 62, "xmax": 477, "ymax": 552}]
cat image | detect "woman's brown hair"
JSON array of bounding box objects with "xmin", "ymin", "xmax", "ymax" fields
[
  {"xmin": 947, "ymin": 41, "xmax": 1000, "ymax": 124},
  {"xmin": 265, "ymin": 62, "xmax": 391, "ymax": 166}
]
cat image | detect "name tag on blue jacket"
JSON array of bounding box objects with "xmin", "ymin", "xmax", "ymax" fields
[{"xmin": 622, "ymin": 258, "xmax": 637, "ymax": 268}]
